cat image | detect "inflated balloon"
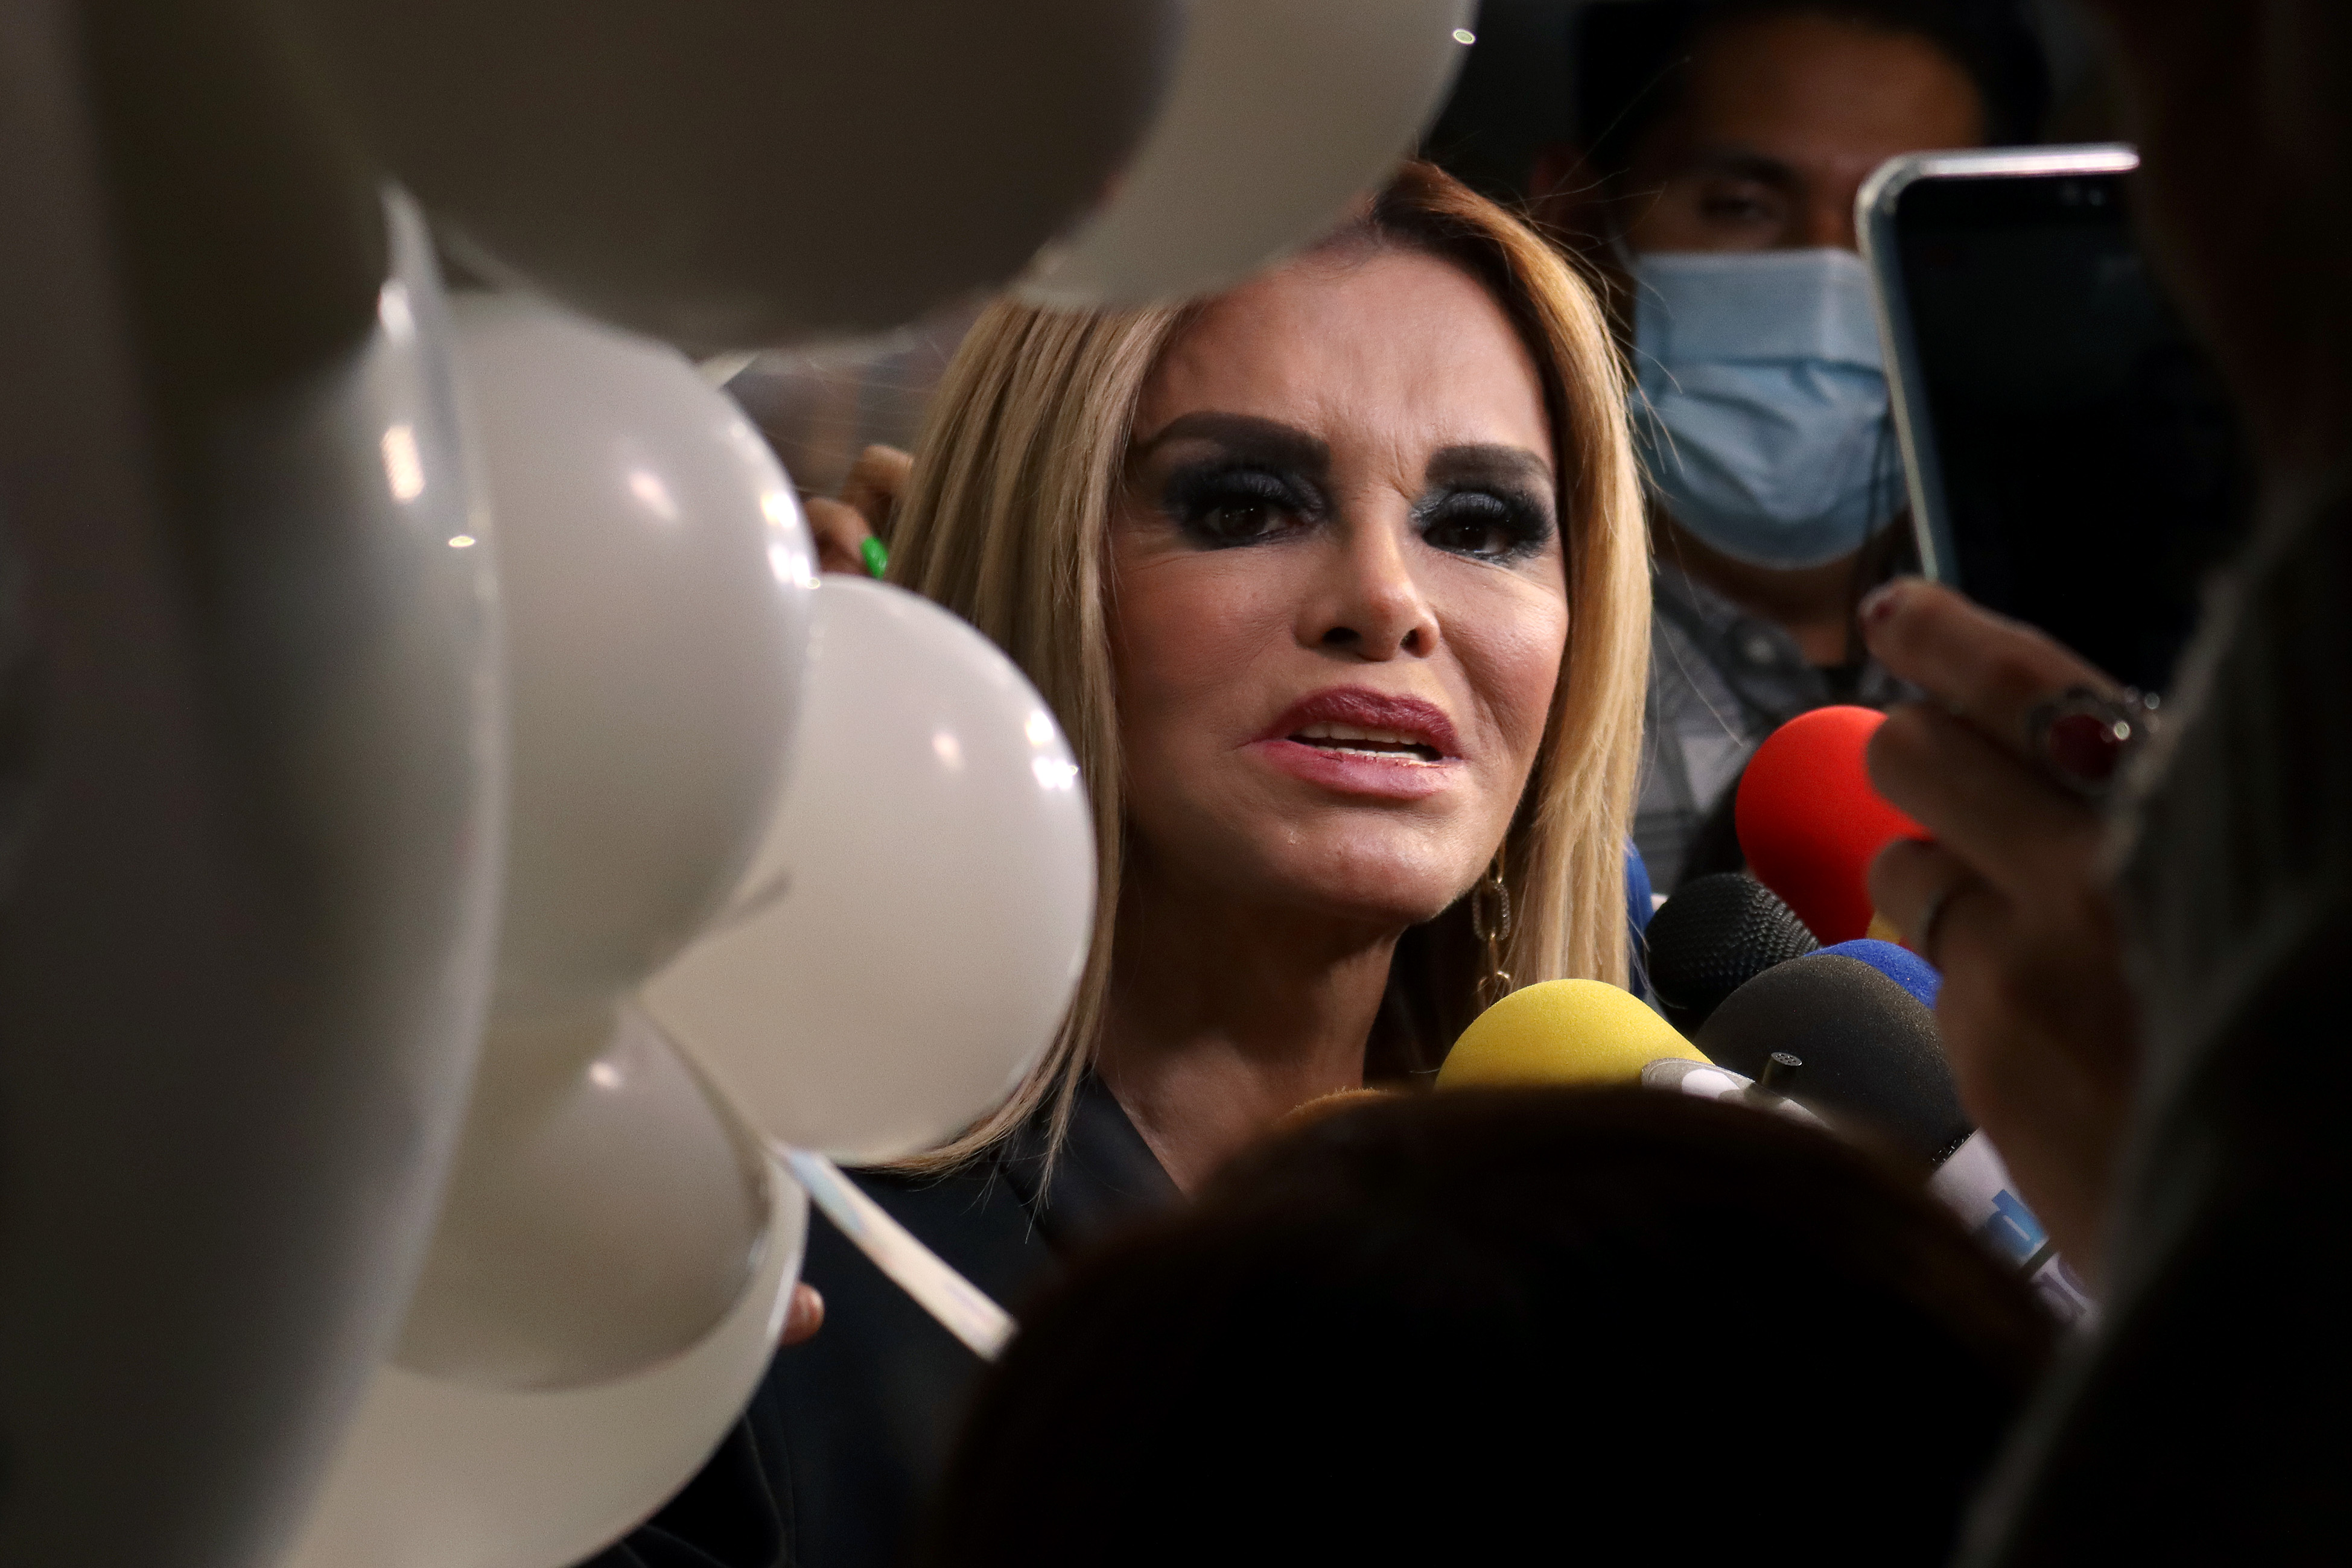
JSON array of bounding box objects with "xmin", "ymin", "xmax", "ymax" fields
[
  {"xmin": 0, "ymin": 139, "xmax": 501, "ymax": 1567},
  {"xmin": 643, "ymin": 577, "xmax": 1096, "ymax": 1163},
  {"xmin": 453, "ymin": 294, "xmax": 815, "ymax": 1012},
  {"xmin": 392, "ymin": 1006, "xmax": 769, "ymax": 1388},
  {"xmin": 1017, "ymin": 0, "xmax": 1476, "ymax": 308},
  {"xmin": 380, "ymin": 297, "xmax": 813, "ymax": 1387},
  {"xmin": 285, "ymin": 1134, "xmax": 806, "ymax": 1568},
  {"xmin": 271, "ymin": 0, "xmax": 1187, "ymax": 348}
]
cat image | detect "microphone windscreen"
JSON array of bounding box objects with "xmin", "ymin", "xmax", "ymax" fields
[
  {"xmin": 1438, "ymin": 979, "xmax": 1706, "ymax": 1090},
  {"xmin": 1735, "ymin": 706, "xmax": 1925, "ymax": 944},
  {"xmin": 1625, "ymin": 843, "xmax": 1656, "ymax": 936},
  {"xmin": 1644, "ymin": 872, "xmax": 1820, "ymax": 1030},
  {"xmin": 1810, "ymin": 938, "xmax": 1940, "ymax": 1011},
  {"xmin": 1696, "ymin": 954, "xmax": 1970, "ymax": 1167}
]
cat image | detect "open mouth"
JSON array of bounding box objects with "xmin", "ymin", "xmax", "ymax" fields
[{"xmin": 1289, "ymin": 722, "xmax": 1445, "ymax": 764}]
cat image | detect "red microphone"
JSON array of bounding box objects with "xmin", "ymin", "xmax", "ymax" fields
[{"xmin": 1735, "ymin": 706, "xmax": 1925, "ymax": 945}]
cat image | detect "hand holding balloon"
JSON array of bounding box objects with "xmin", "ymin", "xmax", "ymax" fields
[
  {"xmin": 804, "ymin": 444, "xmax": 911, "ymax": 578},
  {"xmin": 781, "ymin": 1284, "xmax": 825, "ymax": 1348},
  {"xmin": 1858, "ymin": 577, "xmax": 2141, "ymax": 1282}
]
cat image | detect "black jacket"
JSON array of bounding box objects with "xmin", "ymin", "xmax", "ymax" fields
[{"xmin": 583, "ymin": 1077, "xmax": 1177, "ymax": 1568}]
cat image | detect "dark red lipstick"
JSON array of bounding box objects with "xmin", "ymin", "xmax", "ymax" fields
[{"xmin": 1247, "ymin": 687, "xmax": 1463, "ymax": 800}]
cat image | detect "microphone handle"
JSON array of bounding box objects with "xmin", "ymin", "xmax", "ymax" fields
[
  {"xmin": 1640, "ymin": 1063, "xmax": 2097, "ymax": 1325},
  {"xmin": 1928, "ymin": 1132, "xmax": 2096, "ymax": 1325},
  {"xmin": 1641, "ymin": 1058, "xmax": 1825, "ymax": 1127}
]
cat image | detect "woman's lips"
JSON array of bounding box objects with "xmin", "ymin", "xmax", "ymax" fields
[{"xmin": 1246, "ymin": 687, "xmax": 1463, "ymax": 801}]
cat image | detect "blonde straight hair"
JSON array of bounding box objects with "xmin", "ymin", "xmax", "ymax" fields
[{"xmin": 888, "ymin": 163, "xmax": 1650, "ymax": 1172}]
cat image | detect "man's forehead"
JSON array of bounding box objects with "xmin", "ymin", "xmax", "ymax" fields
[{"xmin": 1648, "ymin": 16, "xmax": 1988, "ymax": 162}]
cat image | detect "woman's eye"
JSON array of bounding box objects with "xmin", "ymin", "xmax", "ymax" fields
[
  {"xmin": 1421, "ymin": 493, "xmax": 1549, "ymax": 562},
  {"xmin": 1194, "ymin": 499, "xmax": 1285, "ymax": 544},
  {"xmin": 1165, "ymin": 469, "xmax": 1313, "ymax": 548}
]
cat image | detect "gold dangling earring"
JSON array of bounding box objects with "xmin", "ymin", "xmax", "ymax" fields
[{"xmin": 1471, "ymin": 850, "xmax": 1514, "ymax": 1012}]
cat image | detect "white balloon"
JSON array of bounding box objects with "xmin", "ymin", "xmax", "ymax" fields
[
  {"xmin": 0, "ymin": 176, "xmax": 503, "ymax": 1566},
  {"xmin": 399, "ymin": 295, "xmax": 809, "ymax": 1387},
  {"xmin": 280, "ymin": 290, "xmax": 825, "ymax": 1544},
  {"xmin": 393, "ymin": 1005, "xmax": 769, "ymax": 1389},
  {"xmin": 283, "ymin": 1139, "xmax": 806, "ymax": 1568},
  {"xmin": 643, "ymin": 578, "xmax": 1096, "ymax": 1163},
  {"xmin": 1017, "ymin": 0, "xmax": 1477, "ymax": 309},
  {"xmin": 453, "ymin": 294, "xmax": 815, "ymax": 1012},
  {"xmin": 273, "ymin": 0, "xmax": 1187, "ymax": 349}
]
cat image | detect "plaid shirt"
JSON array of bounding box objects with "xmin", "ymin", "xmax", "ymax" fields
[{"xmin": 1635, "ymin": 560, "xmax": 1913, "ymax": 894}]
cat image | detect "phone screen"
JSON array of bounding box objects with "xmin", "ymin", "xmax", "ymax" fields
[{"xmin": 1889, "ymin": 170, "xmax": 2248, "ymax": 693}]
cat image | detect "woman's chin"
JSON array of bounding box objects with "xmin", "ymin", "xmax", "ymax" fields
[
  {"xmin": 1127, "ymin": 776, "xmax": 1503, "ymax": 930},
  {"xmin": 1263, "ymin": 850, "xmax": 1478, "ymax": 932}
]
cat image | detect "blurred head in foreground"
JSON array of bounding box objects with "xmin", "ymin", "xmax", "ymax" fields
[{"xmin": 921, "ymin": 1090, "xmax": 2054, "ymax": 1566}]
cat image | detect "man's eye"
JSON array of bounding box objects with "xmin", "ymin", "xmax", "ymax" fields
[{"xmin": 1697, "ymin": 183, "xmax": 1781, "ymax": 226}]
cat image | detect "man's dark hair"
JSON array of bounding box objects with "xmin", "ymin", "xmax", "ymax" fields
[
  {"xmin": 1575, "ymin": 0, "xmax": 2053, "ymax": 174},
  {"xmin": 920, "ymin": 1089, "xmax": 2056, "ymax": 1566}
]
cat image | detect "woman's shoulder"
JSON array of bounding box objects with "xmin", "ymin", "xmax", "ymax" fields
[{"xmin": 743, "ymin": 1082, "xmax": 1176, "ymax": 1568}]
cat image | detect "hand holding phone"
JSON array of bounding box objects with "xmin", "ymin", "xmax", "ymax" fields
[{"xmin": 1859, "ymin": 145, "xmax": 2249, "ymax": 694}]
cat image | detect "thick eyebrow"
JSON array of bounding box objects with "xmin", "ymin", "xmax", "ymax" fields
[
  {"xmin": 1130, "ymin": 411, "xmax": 1332, "ymax": 478},
  {"xmin": 1426, "ymin": 443, "xmax": 1555, "ymax": 500},
  {"xmin": 1674, "ymin": 146, "xmax": 1803, "ymax": 191}
]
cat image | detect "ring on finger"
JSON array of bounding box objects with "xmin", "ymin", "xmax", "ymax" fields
[{"xmin": 2024, "ymin": 685, "xmax": 2161, "ymax": 799}]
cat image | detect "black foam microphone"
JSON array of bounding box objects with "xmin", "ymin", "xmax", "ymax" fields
[
  {"xmin": 1644, "ymin": 872, "xmax": 1821, "ymax": 1033},
  {"xmin": 1695, "ymin": 953, "xmax": 1971, "ymax": 1169},
  {"xmin": 1691, "ymin": 956, "xmax": 2094, "ymax": 1322}
]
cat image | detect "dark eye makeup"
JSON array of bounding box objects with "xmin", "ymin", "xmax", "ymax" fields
[
  {"xmin": 1417, "ymin": 444, "xmax": 1558, "ymax": 563},
  {"xmin": 1414, "ymin": 484, "xmax": 1556, "ymax": 563},
  {"xmin": 1133, "ymin": 415, "xmax": 1558, "ymax": 565},
  {"xmin": 1162, "ymin": 459, "xmax": 1323, "ymax": 550}
]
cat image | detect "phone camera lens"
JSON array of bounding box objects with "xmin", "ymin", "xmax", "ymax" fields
[{"xmin": 2061, "ymin": 181, "xmax": 2082, "ymax": 205}]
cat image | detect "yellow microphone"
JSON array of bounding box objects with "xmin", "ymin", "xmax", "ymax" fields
[{"xmin": 1436, "ymin": 979, "xmax": 1709, "ymax": 1090}]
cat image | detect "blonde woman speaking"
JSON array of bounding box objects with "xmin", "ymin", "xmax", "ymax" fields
[{"xmin": 603, "ymin": 163, "xmax": 1652, "ymax": 1568}]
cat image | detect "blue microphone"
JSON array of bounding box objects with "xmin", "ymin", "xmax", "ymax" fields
[{"xmin": 1808, "ymin": 938, "xmax": 1940, "ymax": 1009}]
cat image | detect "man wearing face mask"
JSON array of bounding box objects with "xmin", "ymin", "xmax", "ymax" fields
[{"xmin": 1531, "ymin": 0, "xmax": 2051, "ymax": 890}]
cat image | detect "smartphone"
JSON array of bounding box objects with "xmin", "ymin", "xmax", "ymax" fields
[{"xmin": 1858, "ymin": 145, "xmax": 2249, "ymax": 694}]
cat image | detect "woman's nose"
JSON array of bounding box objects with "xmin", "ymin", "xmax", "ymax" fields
[{"xmin": 1305, "ymin": 513, "xmax": 1439, "ymax": 660}]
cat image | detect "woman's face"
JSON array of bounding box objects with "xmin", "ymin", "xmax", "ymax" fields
[{"xmin": 1112, "ymin": 247, "xmax": 1569, "ymax": 930}]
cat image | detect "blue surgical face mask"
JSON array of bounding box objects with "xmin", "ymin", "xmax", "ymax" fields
[{"xmin": 1629, "ymin": 248, "xmax": 1905, "ymax": 570}]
